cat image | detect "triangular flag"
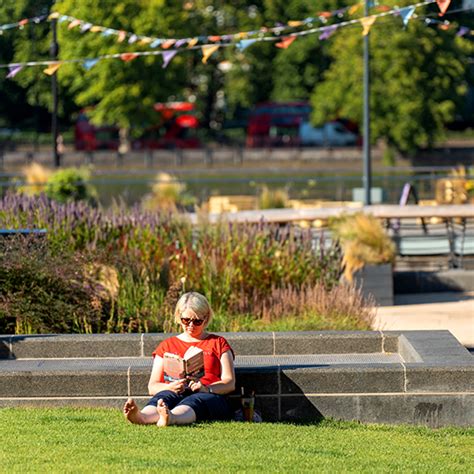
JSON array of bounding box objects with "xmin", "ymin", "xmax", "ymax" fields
[
  {"xmin": 399, "ymin": 6, "xmax": 416, "ymax": 26},
  {"xmin": 201, "ymin": 45, "xmax": 219, "ymax": 64},
  {"xmin": 436, "ymin": 0, "xmax": 451, "ymax": 16},
  {"xmin": 319, "ymin": 25, "xmax": 338, "ymax": 40},
  {"xmin": 318, "ymin": 12, "xmax": 332, "ymax": 19},
  {"xmin": 102, "ymin": 28, "xmax": 114, "ymax": 37},
  {"xmin": 6, "ymin": 64, "xmax": 23, "ymax": 79},
  {"xmin": 128, "ymin": 34, "xmax": 138, "ymax": 44},
  {"xmin": 139, "ymin": 37, "xmax": 153, "ymax": 45},
  {"xmin": 209, "ymin": 35, "xmax": 222, "ymax": 42},
  {"xmin": 48, "ymin": 12, "xmax": 60, "ymax": 20},
  {"xmin": 83, "ymin": 58, "xmax": 99, "ymax": 70},
  {"xmin": 150, "ymin": 39, "xmax": 162, "ymax": 48},
  {"xmin": 120, "ymin": 53, "xmax": 138, "ymax": 62},
  {"xmin": 68, "ymin": 19, "xmax": 81, "ymax": 30},
  {"xmin": 187, "ymin": 38, "xmax": 199, "ymax": 48},
  {"xmin": 275, "ymin": 36, "xmax": 296, "ymax": 49},
  {"xmin": 236, "ymin": 39, "xmax": 256, "ymax": 51},
  {"xmin": 161, "ymin": 39, "xmax": 176, "ymax": 49},
  {"xmin": 44, "ymin": 63, "xmax": 61, "ymax": 75},
  {"xmin": 438, "ymin": 23, "xmax": 450, "ymax": 31},
  {"xmin": 80, "ymin": 22, "xmax": 92, "ymax": 32},
  {"xmin": 349, "ymin": 3, "xmax": 362, "ymax": 15},
  {"xmin": 361, "ymin": 16, "xmax": 376, "ymax": 36},
  {"xmin": 19, "ymin": 19, "xmax": 29, "ymax": 27},
  {"xmin": 174, "ymin": 39, "xmax": 187, "ymax": 48},
  {"xmin": 288, "ymin": 21, "xmax": 304, "ymax": 27},
  {"xmin": 162, "ymin": 50, "xmax": 178, "ymax": 68},
  {"xmin": 90, "ymin": 25, "xmax": 103, "ymax": 33},
  {"xmin": 117, "ymin": 30, "xmax": 127, "ymax": 42},
  {"xmin": 457, "ymin": 26, "xmax": 470, "ymax": 37}
]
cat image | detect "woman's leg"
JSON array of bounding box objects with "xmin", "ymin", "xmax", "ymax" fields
[
  {"xmin": 156, "ymin": 398, "xmax": 197, "ymax": 427},
  {"xmin": 124, "ymin": 390, "xmax": 182, "ymax": 425}
]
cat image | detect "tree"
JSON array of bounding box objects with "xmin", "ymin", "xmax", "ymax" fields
[{"xmin": 309, "ymin": 3, "xmax": 473, "ymax": 155}]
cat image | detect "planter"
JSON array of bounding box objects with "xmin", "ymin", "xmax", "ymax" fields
[{"xmin": 353, "ymin": 263, "xmax": 394, "ymax": 306}]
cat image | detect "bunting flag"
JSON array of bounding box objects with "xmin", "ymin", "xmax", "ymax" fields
[
  {"xmin": 90, "ymin": 25, "xmax": 103, "ymax": 33},
  {"xmin": 275, "ymin": 36, "xmax": 296, "ymax": 49},
  {"xmin": 117, "ymin": 30, "xmax": 127, "ymax": 42},
  {"xmin": 436, "ymin": 0, "xmax": 451, "ymax": 16},
  {"xmin": 399, "ymin": 6, "xmax": 416, "ymax": 26},
  {"xmin": 161, "ymin": 39, "xmax": 176, "ymax": 49},
  {"xmin": 6, "ymin": 64, "xmax": 23, "ymax": 78},
  {"xmin": 162, "ymin": 50, "xmax": 178, "ymax": 68},
  {"xmin": 120, "ymin": 53, "xmax": 138, "ymax": 62},
  {"xmin": 319, "ymin": 25, "xmax": 338, "ymax": 40},
  {"xmin": 43, "ymin": 63, "xmax": 61, "ymax": 75},
  {"xmin": 288, "ymin": 21, "xmax": 304, "ymax": 27},
  {"xmin": 83, "ymin": 58, "xmax": 99, "ymax": 70},
  {"xmin": 349, "ymin": 3, "xmax": 362, "ymax": 15},
  {"xmin": 68, "ymin": 19, "xmax": 81, "ymax": 29},
  {"xmin": 457, "ymin": 26, "xmax": 470, "ymax": 37},
  {"xmin": 187, "ymin": 38, "xmax": 199, "ymax": 48},
  {"xmin": 236, "ymin": 39, "xmax": 256, "ymax": 51},
  {"xmin": 361, "ymin": 16, "xmax": 376, "ymax": 35},
  {"xmin": 201, "ymin": 45, "xmax": 219, "ymax": 63},
  {"xmin": 128, "ymin": 34, "xmax": 138, "ymax": 44}
]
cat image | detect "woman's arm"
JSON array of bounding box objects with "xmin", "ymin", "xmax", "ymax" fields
[
  {"xmin": 189, "ymin": 350, "xmax": 236, "ymax": 395},
  {"xmin": 147, "ymin": 356, "xmax": 186, "ymax": 396}
]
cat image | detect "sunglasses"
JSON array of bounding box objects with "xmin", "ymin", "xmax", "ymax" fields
[{"xmin": 181, "ymin": 317, "xmax": 205, "ymax": 326}]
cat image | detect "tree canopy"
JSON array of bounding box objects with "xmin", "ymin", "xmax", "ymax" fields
[{"xmin": 0, "ymin": 0, "xmax": 472, "ymax": 153}]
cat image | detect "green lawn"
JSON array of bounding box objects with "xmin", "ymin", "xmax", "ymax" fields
[{"xmin": 0, "ymin": 408, "xmax": 472, "ymax": 473}]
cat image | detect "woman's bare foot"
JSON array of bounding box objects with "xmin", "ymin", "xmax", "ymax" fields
[
  {"xmin": 123, "ymin": 398, "xmax": 147, "ymax": 424},
  {"xmin": 156, "ymin": 398, "xmax": 171, "ymax": 427}
]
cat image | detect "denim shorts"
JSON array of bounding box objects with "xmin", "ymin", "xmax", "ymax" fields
[{"xmin": 145, "ymin": 389, "xmax": 233, "ymax": 422}]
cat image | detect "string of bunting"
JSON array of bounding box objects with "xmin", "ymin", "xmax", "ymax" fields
[{"xmin": 1, "ymin": 0, "xmax": 467, "ymax": 78}]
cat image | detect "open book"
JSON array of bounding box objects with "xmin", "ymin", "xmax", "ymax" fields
[{"xmin": 163, "ymin": 346, "xmax": 204, "ymax": 382}]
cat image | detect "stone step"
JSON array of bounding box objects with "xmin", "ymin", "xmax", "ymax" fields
[{"xmin": 0, "ymin": 330, "xmax": 472, "ymax": 427}]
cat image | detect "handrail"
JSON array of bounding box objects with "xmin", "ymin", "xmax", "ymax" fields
[{"xmin": 187, "ymin": 204, "xmax": 474, "ymax": 225}]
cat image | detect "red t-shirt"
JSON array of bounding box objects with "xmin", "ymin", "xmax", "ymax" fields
[{"xmin": 152, "ymin": 334, "xmax": 234, "ymax": 386}]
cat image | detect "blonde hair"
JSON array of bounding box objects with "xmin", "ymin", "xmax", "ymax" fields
[{"xmin": 174, "ymin": 292, "xmax": 213, "ymax": 325}]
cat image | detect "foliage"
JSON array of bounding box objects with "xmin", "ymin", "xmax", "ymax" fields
[
  {"xmin": 17, "ymin": 162, "xmax": 51, "ymax": 195},
  {"xmin": 330, "ymin": 213, "xmax": 396, "ymax": 281},
  {"xmin": 1, "ymin": 408, "xmax": 473, "ymax": 472},
  {"xmin": 258, "ymin": 185, "xmax": 289, "ymax": 209},
  {"xmin": 0, "ymin": 237, "xmax": 112, "ymax": 333},
  {"xmin": 0, "ymin": 192, "xmax": 350, "ymax": 333},
  {"xmin": 44, "ymin": 166, "xmax": 97, "ymax": 203},
  {"xmin": 141, "ymin": 172, "xmax": 196, "ymax": 212},
  {"xmin": 310, "ymin": 4, "xmax": 473, "ymax": 155}
]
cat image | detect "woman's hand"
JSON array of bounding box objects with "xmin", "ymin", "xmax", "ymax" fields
[
  {"xmin": 167, "ymin": 378, "xmax": 186, "ymax": 394},
  {"xmin": 188, "ymin": 380, "xmax": 206, "ymax": 393}
]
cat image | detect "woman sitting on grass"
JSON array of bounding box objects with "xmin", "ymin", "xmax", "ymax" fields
[{"xmin": 124, "ymin": 292, "xmax": 236, "ymax": 427}]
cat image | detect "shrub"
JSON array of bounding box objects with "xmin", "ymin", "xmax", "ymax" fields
[
  {"xmin": 258, "ymin": 186, "xmax": 289, "ymax": 209},
  {"xmin": 17, "ymin": 163, "xmax": 51, "ymax": 196},
  {"xmin": 45, "ymin": 167, "xmax": 97, "ymax": 204},
  {"xmin": 330, "ymin": 213, "xmax": 396, "ymax": 281},
  {"xmin": 0, "ymin": 237, "xmax": 113, "ymax": 334}
]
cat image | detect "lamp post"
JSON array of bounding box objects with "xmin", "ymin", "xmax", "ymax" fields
[
  {"xmin": 50, "ymin": 17, "xmax": 60, "ymax": 167},
  {"xmin": 363, "ymin": 0, "xmax": 372, "ymax": 205}
]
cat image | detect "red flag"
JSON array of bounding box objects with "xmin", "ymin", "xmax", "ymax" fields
[
  {"xmin": 275, "ymin": 36, "xmax": 296, "ymax": 49},
  {"xmin": 120, "ymin": 53, "xmax": 138, "ymax": 62},
  {"xmin": 436, "ymin": 0, "xmax": 451, "ymax": 16}
]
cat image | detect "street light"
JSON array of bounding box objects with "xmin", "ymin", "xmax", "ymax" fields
[
  {"xmin": 363, "ymin": 0, "xmax": 372, "ymax": 205},
  {"xmin": 50, "ymin": 17, "xmax": 60, "ymax": 167}
]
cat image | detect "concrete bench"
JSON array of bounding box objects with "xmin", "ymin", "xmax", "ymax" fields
[{"xmin": 0, "ymin": 331, "xmax": 472, "ymax": 427}]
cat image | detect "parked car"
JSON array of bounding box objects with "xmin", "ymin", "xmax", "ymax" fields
[{"xmin": 299, "ymin": 121, "xmax": 359, "ymax": 147}]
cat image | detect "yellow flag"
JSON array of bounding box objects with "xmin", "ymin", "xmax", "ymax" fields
[
  {"xmin": 361, "ymin": 16, "xmax": 376, "ymax": 36},
  {"xmin": 187, "ymin": 38, "xmax": 199, "ymax": 48},
  {"xmin": 90, "ymin": 26, "xmax": 103, "ymax": 33},
  {"xmin": 201, "ymin": 45, "xmax": 219, "ymax": 64},
  {"xmin": 349, "ymin": 3, "xmax": 362, "ymax": 15},
  {"xmin": 44, "ymin": 63, "xmax": 61, "ymax": 75},
  {"xmin": 288, "ymin": 21, "xmax": 303, "ymax": 27},
  {"xmin": 48, "ymin": 12, "xmax": 60, "ymax": 20},
  {"xmin": 139, "ymin": 37, "xmax": 153, "ymax": 45}
]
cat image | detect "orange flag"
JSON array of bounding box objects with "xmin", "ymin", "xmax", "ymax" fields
[
  {"xmin": 275, "ymin": 36, "xmax": 296, "ymax": 49},
  {"xmin": 120, "ymin": 53, "xmax": 138, "ymax": 62},
  {"xmin": 361, "ymin": 16, "xmax": 376, "ymax": 36},
  {"xmin": 68, "ymin": 19, "xmax": 81, "ymax": 30},
  {"xmin": 161, "ymin": 39, "xmax": 176, "ymax": 49},
  {"xmin": 349, "ymin": 3, "xmax": 362, "ymax": 15},
  {"xmin": 201, "ymin": 45, "xmax": 219, "ymax": 64},
  {"xmin": 44, "ymin": 63, "xmax": 61, "ymax": 75},
  {"xmin": 117, "ymin": 30, "xmax": 127, "ymax": 42},
  {"xmin": 436, "ymin": 0, "xmax": 451, "ymax": 16}
]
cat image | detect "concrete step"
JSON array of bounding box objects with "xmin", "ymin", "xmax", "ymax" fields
[{"xmin": 1, "ymin": 330, "xmax": 472, "ymax": 427}]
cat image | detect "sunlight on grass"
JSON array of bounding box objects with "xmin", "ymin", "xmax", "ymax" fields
[{"xmin": 0, "ymin": 408, "xmax": 472, "ymax": 472}]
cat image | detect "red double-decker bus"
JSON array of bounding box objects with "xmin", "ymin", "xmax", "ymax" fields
[{"xmin": 74, "ymin": 102, "xmax": 200, "ymax": 151}]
